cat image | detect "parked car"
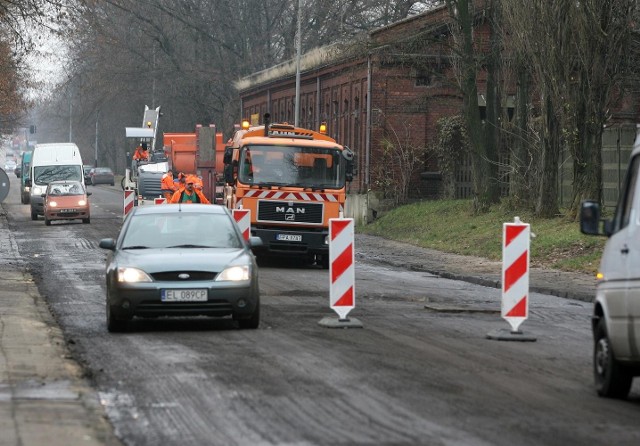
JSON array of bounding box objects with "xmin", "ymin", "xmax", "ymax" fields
[
  {"xmin": 89, "ymin": 167, "xmax": 115, "ymax": 186},
  {"xmin": 83, "ymin": 165, "xmax": 93, "ymax": 184},
  {"xmin": 41, "ymin": 180, "xmax": 91, "ymax": 226},
  {"xmin": 98, "ymin": 204, "xmax": 263, "ymax": 332},
  {"xmin": 580, "ymin": 131, "xmax": 640, "ymax": 399}
]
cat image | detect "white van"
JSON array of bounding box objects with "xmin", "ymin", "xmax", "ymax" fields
[
  {"xmin": 28, "ymin": 143, "xmax": 84, "ymax": 220},
  {"xmin": 580, "ymin": 130, "xmax": 640, "ymax": 399}
]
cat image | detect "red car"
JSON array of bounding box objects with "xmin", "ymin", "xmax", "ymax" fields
[{"xmin": 41, "ymin": 180, "xmax": 92, "ymax": 225}]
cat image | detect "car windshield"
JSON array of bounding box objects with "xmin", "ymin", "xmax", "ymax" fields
[
  {"xmin": 237, "ymin": 145, "xmax": 346, "ymax": 189},
  {"xmin": 121, "ymin": 212, "xmax": 243, "ymax": 249},
  {"xmin": 48, "ymin": 182, "xmax": 85, "ymax": 196},
  {"xmin": 34, "ymin": 165, "xmax": 82, "ymax": 185}
]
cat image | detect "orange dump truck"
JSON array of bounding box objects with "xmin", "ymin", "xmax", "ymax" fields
[
  {"xmin": 163, "ymin": 124, "xmax": 225, "ymax": 203},
  {"xmin": 222, "ymin": 116, "xmax": 355, "ymax": 268}
]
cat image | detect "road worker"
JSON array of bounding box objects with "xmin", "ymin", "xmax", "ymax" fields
[
  {"xmin": 170, "ymin": 175, "xmax": 210, "ymax": 204},
  {"xmin": 161, "ymin": 170, "xmax": 178, "ymax": 201},
  {"xmin": 133, "ymin": 142, "xmax": 150, "ymax": 162}
]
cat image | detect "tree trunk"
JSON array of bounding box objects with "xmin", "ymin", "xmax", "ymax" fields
[{"xmin": 536, "ymin": 94, "xmax": 560, "ymax": 217}]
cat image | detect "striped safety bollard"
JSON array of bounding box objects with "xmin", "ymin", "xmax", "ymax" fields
[
  {"xmin": 487, "ymin": 216, "xmax": 536, "ymax": 341},
  {"xmin": 123, "ymin": 190, "xmax": 135, "ymax": 219},
  {"xmin": 232, "ymin": 209, "xmax": 251, "ymax": 241},
  {"xmin": 319, "ymin": 218, "xmax": 363, "ymax": 328}
]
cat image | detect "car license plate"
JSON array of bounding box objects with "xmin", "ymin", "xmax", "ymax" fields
[
  {"xmin": 161, "ymin": 289, "xmax": 207, "ymax": 302},
  {"xmin": 60, "ymin": 209, "xmax": 75, "ymax": 213},
  {"xmin": 277, "ymin": 234, "xmax": 302, "ymax": 242}
]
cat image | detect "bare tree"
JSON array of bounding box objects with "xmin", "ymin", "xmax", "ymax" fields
[
  {"xmin": 445, "ymin": 0, "xmax": 501, "ymax": 213},
  {"xmin": 502, "ymin": 0, "xmax": 635, "ymax": 218}
]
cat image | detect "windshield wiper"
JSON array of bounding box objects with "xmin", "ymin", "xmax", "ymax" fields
[
  {"xmin": 122, "ymin": 245, "xmax": 150, "ymax": 249},
  {"xmin": 166, "ymin": 244, "xmax": 210, "ymax": 248}
]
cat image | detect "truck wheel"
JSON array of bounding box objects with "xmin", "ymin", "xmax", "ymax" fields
[
  {"xmin": 120, "ymin": 177, "xmax": 126, "ymax": 190},
  {"xmin": 594, "ymin": 318, "xmax": 633, "ymax": 398}
]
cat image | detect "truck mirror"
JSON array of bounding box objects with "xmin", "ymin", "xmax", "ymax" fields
[
  {"xmin": 25, "ymin": 179, "xmax": 32, "ymax": 187},
  {"xmin": 224, "ymin": 164, "xmax": 234, "ymax": 184},
  {"xmin": 223, "ymin": 147, "xmax": 233, "ymax": 165},
  {"xmin": 579, "ymin": 200, "xmax": 602, "ymax": 235}
]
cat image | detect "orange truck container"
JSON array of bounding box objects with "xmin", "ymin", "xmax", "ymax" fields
[
  {"xmin": 222, "ymin": 115, "xmax": 355, "ymax": 268},
  {"xmin": 163, "ymin": 125, "xmax": 225, "ymax": 203}
]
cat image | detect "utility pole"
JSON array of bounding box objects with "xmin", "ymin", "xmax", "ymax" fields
[
  {"xmin": 294, "ymin": 0, "xmax": 302, "ymax": 127},
  {"xmin": 94, "ymin": 110, "xmax": 99, "ymax": 167}
]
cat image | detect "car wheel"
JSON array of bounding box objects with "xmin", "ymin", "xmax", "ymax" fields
[
  {"xmin": 236, "ymin": 301, "xmax": 260, "ymax": 329},
  {"xmin": 110, "ymin": 182, "xmax": 114, "ymax": 186},
  {"xmin": 20, "ymin": 194, "xmax": 27, "ymax": 204},
  {"xmin": 82, "ymin": 217, "xmax": 90, "ymax": 224},
  {"xmin": 107, "ymin": 304, "xmax": 128, "ymax": 333},
  {"xmin": 44, "ymin": 218, "xmax": 51, "ymax": 226},
  {"xmin": 30, "ymin": 208, "xmax": 38, "ymax": 221},
  {"xmin": 594, "ymin": 317, "xmax": 633, "ymax": 398}
]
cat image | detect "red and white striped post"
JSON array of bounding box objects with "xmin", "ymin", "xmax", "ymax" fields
[
  {"xmin": 123, "ymin": 190, "xmax": 135, "ymax": 219},
  {"xmin": 329, "ymin": 218, "xmax": 355, "ymax": 320},
  {"xmin": 232, "ymin": 209, "xmax": 251, "ymax": 241},
  {"xmin": 501, "ymin": 216, "xmax": 530, "ymax": 333},
  {"xmin": 154, "ymin": 197, "xmax": 166, "ymax": 205}
]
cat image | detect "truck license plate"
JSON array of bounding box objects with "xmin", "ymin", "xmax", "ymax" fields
[
  {"xmin": 277, "ymin": 234, "xmax": 302, "ymax": 242},
  {"xmin": 161, "ymin": 289, "xmax": 207, "ymax": 302}
]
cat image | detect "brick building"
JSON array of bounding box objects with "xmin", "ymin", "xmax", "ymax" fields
[{"xmin": 236, "ymin": 4, "xmax": 639, "ymax": 219}]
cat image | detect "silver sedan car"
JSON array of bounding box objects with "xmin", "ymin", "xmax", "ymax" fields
[{"xmin": 99, "ymin": 204, "xmax": 262, "ymax": 332}]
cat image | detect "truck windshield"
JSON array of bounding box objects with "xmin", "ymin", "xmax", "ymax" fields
[
  {"xmin": 33, "ymin": 165, "xmax": 82, "ymax": 185},
  {"xmin": 238, "ymin": 145, "xmax": 346, "ymax": 189}
]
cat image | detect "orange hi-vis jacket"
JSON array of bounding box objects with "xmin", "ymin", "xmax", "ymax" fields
[
  {"xmin": 133, "ymin": 146, "xmax": 150, "ymax": 161},
  {"xmin": 161, "ymin": 172, "xmax": 177, "ymax": 192},
  {"xmin": 169, "ymin": 187, "xmax": 210, "ymax": 204}
]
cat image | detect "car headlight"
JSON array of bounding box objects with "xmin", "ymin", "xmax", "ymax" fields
[
  {"xmin": 215, "ymin": 265, "xmax": 250, "ymax": 282},
  {"xmin": 78, "ymin": 199, "xmax": 87, "ymax": 206},
  {"xmin": 117, "ymin": 267, "xmax": 153, "ymax": 283},
  {"xmin": 33, "ymin": 186, "xmax": 43, "ymax": 195},
  {"xmin": 49, "ymin": 201, "xmax": 58, "ymax": 207}
]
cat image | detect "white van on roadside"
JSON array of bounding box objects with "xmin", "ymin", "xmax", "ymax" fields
[
  {"xmin": 28, "ymin": 143, "xmax": 85, "ymax": 220},
  {"xmin": 580, "ymin": 130, "xmax": 640, "ymax": 399}
]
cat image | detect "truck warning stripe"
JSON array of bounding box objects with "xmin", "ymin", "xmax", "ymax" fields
[{"xmin": 241, "ymin": 190, "xmax": 339, "ymax": 202}]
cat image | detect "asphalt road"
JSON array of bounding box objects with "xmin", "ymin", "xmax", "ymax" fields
[{"xmin": 2, "ymin": 174, "xmax": 640, "ymax": 446}]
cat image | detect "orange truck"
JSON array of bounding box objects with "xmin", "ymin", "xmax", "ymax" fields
[
  {"xmin": 163, "ymin": 124, "xmax": 225, "ymax": 203},
  {"xmin": 222, "ymin": 114, "xmax": 355, "ymax": 268}
]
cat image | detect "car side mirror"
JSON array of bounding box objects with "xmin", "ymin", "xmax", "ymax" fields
[
  {"xmin": 248, "ymin": 236, "xmax": 264, "ymax": 249},
  {"xmin": 580, "ymin": 200, "xmax": 605, "ymax": 236},
  {"xmin": 99, "ymin": 238, "xmax": 116, "ymax": 251},
  {"xmin": 40, "ymin": 193, "xmax": 46, "ymax": 198},
  {"xmin": 86, "ymin": 192, "xmax": 92, "ymax": 196},
  {"xmin": 25, "ymin": 179, "xmax": 32, "ymax": 187}
]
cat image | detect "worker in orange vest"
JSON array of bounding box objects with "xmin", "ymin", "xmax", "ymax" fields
[
  {"xmin": 161, "ymin": 170, "xmax": 178, "ymax": 201},
  {"xmin": 133, "ymin": 142, "xmax": 150, "ymax": 162},
  {"xmin": 170, "ymin": 175, "xmax": 210, "ymax": 204}
]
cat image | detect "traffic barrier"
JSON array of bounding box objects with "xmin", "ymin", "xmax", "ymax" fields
[
  {"xmin": 501, "ymin": 216, "xmax": 530, "ymax": 333},
  {"xmin": 154, "ymin": 197, "xmax": 166, "ymax": 205},
  {"xmin": 123, "ymin": 190, "xmax": 135, "ymax": 219},
  {"xmin": 329, "ymin": 218, "xmax": 355, "ymax": 320},
  {"xmin": 232, "ymin": 209, "xmax": 250, "ymax": 241}
]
